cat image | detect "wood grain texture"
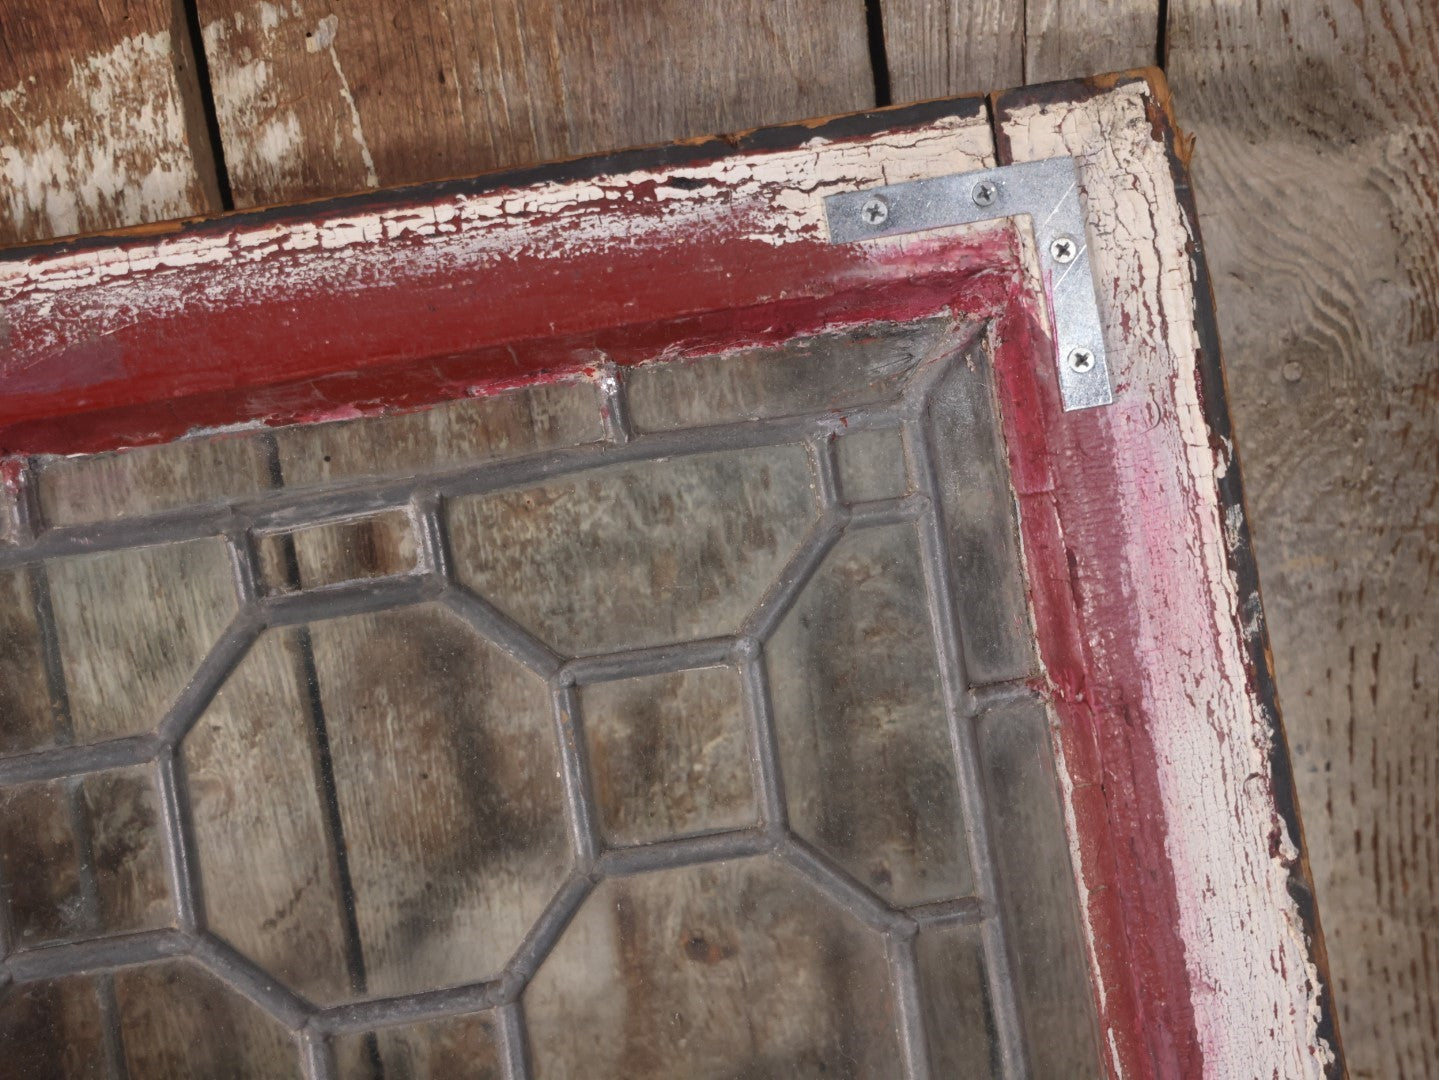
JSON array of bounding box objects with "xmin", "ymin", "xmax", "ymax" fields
[
  {"xmin": 0, "ymin": 0, "xmax": 219, "ymax": 245},
  {"xmin": 48, "ymin": 539, "xmax": 238, "ymax": 743},
  {"xmin": 195, "ymin": 0, "xmax": 874, "ymax": 207},
  {"xmin": 879, "ymin": 0, "xmax": 1021, "ymax": 101},
  {"xmin": 1023, "ymin": 1, "xmax": 1158, "ymax": 83},
  {"xmin": 0, "ymin": 768, "xmax": 173, "ymax": 946},
  {"xmin": 624, "ymin": 320, "xmax": 956, "ymax": 435},
  {"xmin": 448, "ymin": 446, "xmax": 818, "ymax": 656},
  {"xmin": 581, "ymin": 666, "xmax": 757, "ymax": 847},
  {"xmin": 0, "ymin": 567, "xmax": 56, "ymax": 755},
  {"xmin": 1168, "ymin": 4, "xmax": 1439, "ymax": 1075},
  {"xmin": 769, "ymin": 522, "xmax": 973, "ymax": 908},
  {"xmin": 256, "ymin": 510, "xmax": 419, "ymax": 593},
  {"xmin": 879, "ymin": 0, "xmax": 1157, "ymax": 99},
  {"xmin": 309, "ymin": 604, "xmax": 570, "ymax": 999},
  {"xmin": 185, "ymin": 628, "xmax": 353, "ymax": 1007},
  {"xmin": 115, "ymin": 960, "xmax": 304, "ymax": 1078},
  {"xmin": 335, "ymin": 1012, "xmax": 504, "ymax": 1080},
  {"xmin": 0, "ymin": 976, "xmax": 107, "ymax": 1080},
  {"xmin": 272, "ymin": 380, "xmax": 604, "ymax": 491},
  {"xmin": 35, "ymin": 433, "xmax": 273, "ymax": 528},
  {"xmin": 0, "ymin": 104, "xmax": 999, "ymax": 453}
]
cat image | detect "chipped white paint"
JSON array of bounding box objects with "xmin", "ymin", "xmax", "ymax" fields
[
  {"xmin": 202, "ymin": 10, "xmax": 307, "ymax": 204},
  {"xmin": 0, "ymin": 31, "xmax": 203, "ymax": 243},
  {"xmin": 1002, "ymin": 83, "xmax": 1336, "ymax": 1077},
  {"xmin": 0, "ymin": 112, "xmax": 995, "ymax": 343},
  {"xmin": 203, "ymin": 1, "xmax": 380, "ymax": 204}
]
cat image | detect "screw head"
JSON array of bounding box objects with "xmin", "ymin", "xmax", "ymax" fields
[
  {"xmin": 971, "ymin": 180, "xmax": 998, "ymax": 208},
  {"xmin": 1049, "ymin": 235, "xmax": 1078, "ymax": 263},
  {"xmin": 1068, "ymin": 347, "xmax": 1096, "ymax": 374},
  {"xmin": 860, "ymin": 195, "xmax": 889, "ymax": 227}
]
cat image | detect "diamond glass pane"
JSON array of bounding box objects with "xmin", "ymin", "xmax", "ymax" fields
[{"xmin": 0, "ymin": 321, "xmax": 1100, "ymax": 1078}]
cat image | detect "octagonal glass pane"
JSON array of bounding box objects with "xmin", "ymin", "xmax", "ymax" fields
[
  {"xmin": 186, "ymin": 605, "xmax": 569, "ymax": 1004},
  {"xmin": 525, "ymin": 857, "xmax": 898, "ymax": 1078}
]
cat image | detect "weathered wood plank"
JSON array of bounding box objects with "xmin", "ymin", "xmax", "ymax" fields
[
  {"xmin": 34, "ymin": 432, "xmax": 273, "ymax": 528},
  {"xmin": 580, "ymin": 666, "xmax": 757, "ymax": 847},
  {"xmin": 525, "ymin": 858, "xmax": 899, "ymax": 1078},
  {"xmin": 47, "ymin": 540, "xmax": 239, "ymax": 744},
  {"xmin": 768, "ymin": 522, "xmax": 973, "ymax": 908},
  {"xmin": 1168, "ymin": 3, "xmax": 1439, "ymax": 1074},
  {"xmin": 0, "ymin": 0, "xmax": 219, "ymax": 245},
  {"xmin": 195, "ymin": 0, "xmax": 875, "ymax": 207},
  {"xmin": 448, "ymin": 446, "xmax": 818, "ymax": 656},
  {"xmin": 307, "ymin": 604, "xmax": 571, "ymax": 999},
  {"xmin": 0, "ymin": 567, "xmax": 56, "ymax": 755},
  {"xmin": 1023, "ymin": 1, "xmax": 1158, "ymax": 83},
  {"xmin": 184, "ymin": 628, "xmax": 353, "ymax": 1007},
  {"xmin": 878, "ymin": 0, "xmax": 1022, "ymax": 101},
  {"xmin": 0, "ymin": 976, "xmax": 107, "ymax": 1080},
  {"xmin": 879, "ymin": 0, "xmax": 1158, "ymax": 99},
  {"xmin": 0, "ymin": 767, "xmax": 172, "ymax": 946},
  {"xmin": 115, "ymin": 960, "xmax": 304, "ymax": 1078}
]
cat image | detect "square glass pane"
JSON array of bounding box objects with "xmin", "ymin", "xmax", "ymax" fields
[
  {"xmin": 580, "ymin": 666, "xmax": 758, "ymax": 846},
  {"xmin": 0, "ymin": 767, "xmax": 172, "ymax": 947}
]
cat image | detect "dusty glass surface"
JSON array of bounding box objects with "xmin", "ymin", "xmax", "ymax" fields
[
  {"xmin": 580, "ymin": 665, "xmax": 757, "ymax": 846},
  {"xmin": 835, "ymin": 425, "xmax": 910, "ymax": 503},
  {"xmin": 447, "ymin": 445, "xmax": 817, "ymax": 656},
  {"xmin": 48, "ymin": 540, "xmax": 238, "ymax": 744},
  {"xmin": 916, "ymin": 922, "xmax": 999, "ymax": 1077},
  {"xmin": 114, "ymin": 961, "xmax": 304, "ymax": 1078},
  {"xmin": 0, "ymin": 567, "xmax": 52, "ymax": 754},
  {"xmin": 0, "ymin": 767, "xmax": 171, "ymax": 948},
  {"xmin": 0, "ymin": 321, "xmax": 1099, "ymax": 1078},
  {"xmin": 334, "ymin": 1012, "xmax": 504, "ymax": 1080},
  {"xmin": 0, "ymin": 977, "xmax": 107, "ymax": 1080},
  {"xmin": 256, "ymin": 510, "xmax": 419, "ymax": 593},
  {"xmin": 769, "ymin": 522, "xmax": 972, "ymax": 907},
  {"xmin": 525, "ymin": 857, "xmax": 899, "ymax": 1078}
]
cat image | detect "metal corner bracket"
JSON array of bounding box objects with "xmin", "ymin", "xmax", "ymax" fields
[{"xmin": 823, "ymin": 156, "xmax": 1113, "ymax": 411}]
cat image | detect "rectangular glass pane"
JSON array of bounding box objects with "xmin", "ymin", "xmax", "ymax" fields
[{"xmin": 978, "ymin": 694, "xmax": 1103, "ymax": 1076}]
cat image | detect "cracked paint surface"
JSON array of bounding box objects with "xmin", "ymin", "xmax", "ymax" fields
[{"xmin": 998, "ymin": 81, "xmax": 1337, "ymax": 1079}]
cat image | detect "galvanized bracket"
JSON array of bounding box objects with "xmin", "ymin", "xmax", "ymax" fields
[{"xmin": 823, "ymin": 157, "xmax": 1113, "ymax": 411}]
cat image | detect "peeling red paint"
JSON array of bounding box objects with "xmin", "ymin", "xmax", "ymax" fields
[
  {"xmin": 0, "ymin": 137, "xmax": 1184, "ymax": 1075},
  {"xmin": 991, "ymin": 283, "xmax": 1203, "ymax": 1080},
  {"xmin": 0, "ymin": 196, "xmax": 1013, "ymax": 456}
]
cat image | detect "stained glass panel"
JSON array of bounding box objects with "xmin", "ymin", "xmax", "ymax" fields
[{"xmin": 0, "ymin": 322, "xmax": 1099, "ymax": 1078}]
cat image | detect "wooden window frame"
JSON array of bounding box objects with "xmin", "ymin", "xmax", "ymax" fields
[{"xmin": 0, "ymin": 70, "xmax": 1342, "ymax": 1079}]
